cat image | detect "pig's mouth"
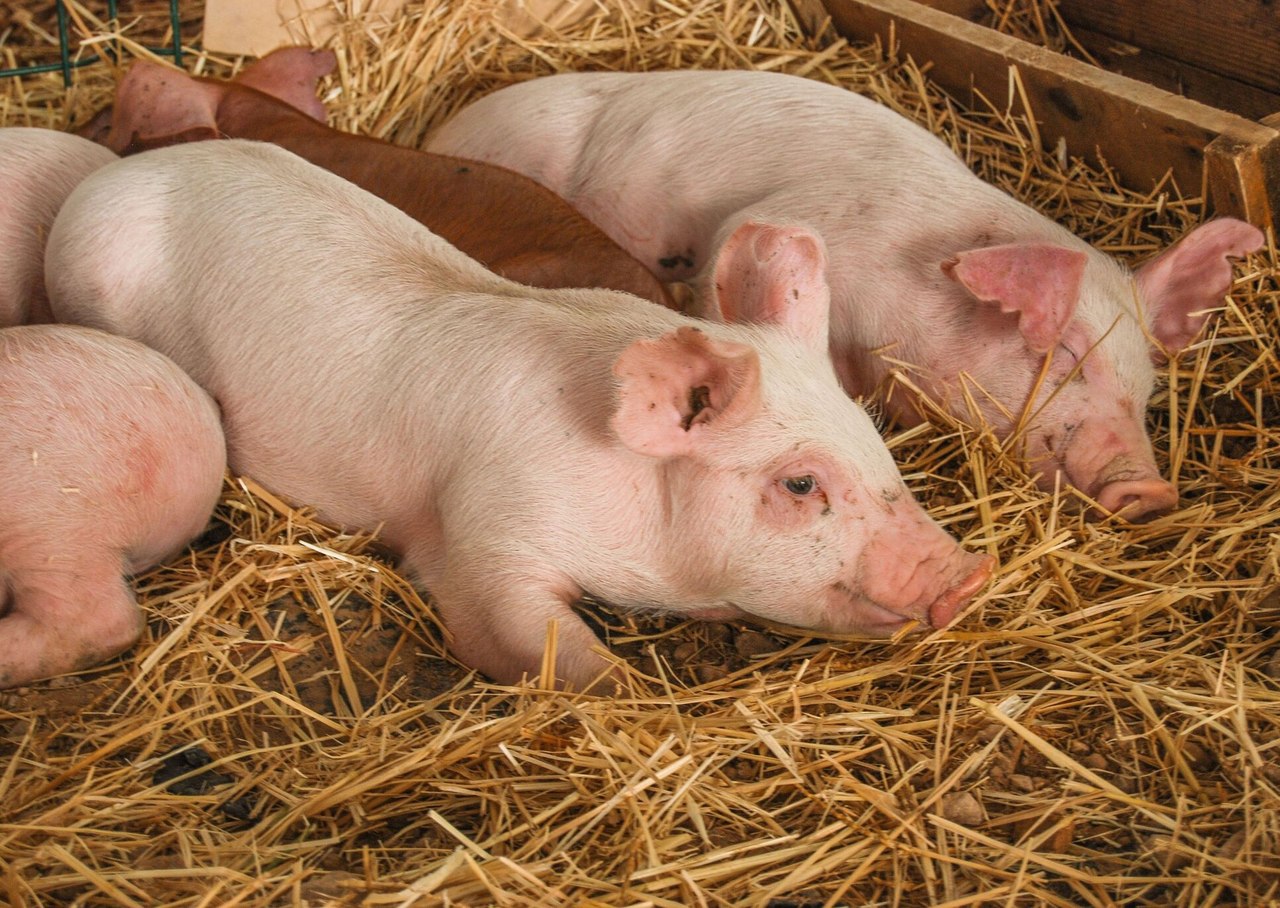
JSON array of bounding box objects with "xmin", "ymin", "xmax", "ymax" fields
[
  {"xmin": 1036, "ymin": 443, "xmax": 1179, "ymax": 521},
  {"xmin": 823, "ymin": 582, "xmax": 928, "ymax": 636},
  {"xmin": 825, "ymin": 554, "xmax": 995, "ymax": 635}
]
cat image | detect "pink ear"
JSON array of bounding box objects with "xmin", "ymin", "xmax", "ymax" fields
[
  {"xmin": 1135, "ymin": 218, "xmax": 1265, "ymax": 353},
  {"xmin": 943, "ymin": 244, "xmax": 1087, "ymax": 353},
  {"xmin": 612, "ymin": 326, "xmax": 761, "ymax": 458},
  {"xmin": 709, "ymin": 221, "xmax": 831, "ymax": 349},
  {"xmin": 234, "ymin": 46, "xmax": 336, "ymax": 123},
  {"xmin": 106, "ymin": 61, "xmax": 223, "ymax": 154}
]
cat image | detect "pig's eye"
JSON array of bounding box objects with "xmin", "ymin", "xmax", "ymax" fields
[{"xmin": 782, "ymin": 475, "xmax": 818, "ymax": 496}]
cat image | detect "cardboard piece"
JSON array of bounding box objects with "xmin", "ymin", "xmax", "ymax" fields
[
  {"xmin": 203, "ymin": 0, "xmax": 654, "ymax": 57},
  {"xmin": 203, "ymin": 0, "xmax": 412, "ymax": 57}
]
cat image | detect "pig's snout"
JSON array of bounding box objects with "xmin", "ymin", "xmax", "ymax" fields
[
  {"xmin": 851, "ymin": 508, "xmax": 994, "ymax": 633},
  {"xmin": 1093, "ymin": 476, "xmax": 1178, "ymax": 522},
  {"xmin": 928, "ymin": 554, "xmax": 995, "ymax": 628}
]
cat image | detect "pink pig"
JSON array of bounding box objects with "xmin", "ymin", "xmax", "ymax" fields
[
  {"xmin": 0, "ymin": 128, "xmax": 116, "ymax": 326},
  {"xmin": 426, "ymin": 70, "xmax": 1266, "ymax": 521},
  {"xmin": 47, "ymin": 140, "xmax": 993, "ymax": 690},
  {"xmin": 78, "ymin": 49, "xmax": 671, "ymax": 307},
  {"xmin": 0, "ymin": 324, "xmax": 225, "ymax": 688}
]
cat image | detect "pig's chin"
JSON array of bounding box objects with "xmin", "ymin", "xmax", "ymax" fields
[{"xmin": 820, "ymin": 586, "xmax": 922, "ymax": 636}]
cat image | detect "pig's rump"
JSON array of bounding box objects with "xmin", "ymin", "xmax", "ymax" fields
[
  {"xmin": 0, "ymin": 128, "xmax": 117, "ymax": 326},
  {"xmin": 0, "ymin": 324, "xmax": 225, "ymax": 687}
]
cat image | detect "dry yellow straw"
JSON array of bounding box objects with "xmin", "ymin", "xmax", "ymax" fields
[{"xmin": 1, "ymin": 1, "xmax": 1277, "ymax": 905}]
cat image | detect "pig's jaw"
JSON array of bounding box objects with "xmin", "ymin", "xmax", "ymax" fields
[
  {"xmin": 815, "ymin": 552, "xmax": 995, "ymax": 636},
  {"xmin": 1029, "ymin": 431, "xmax": 1178, "ymax": 521}
]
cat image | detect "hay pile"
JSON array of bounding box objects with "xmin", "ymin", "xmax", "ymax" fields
[{"xmin": 2, "ymin": 1, "xmax": 1278, "ymax": 905}]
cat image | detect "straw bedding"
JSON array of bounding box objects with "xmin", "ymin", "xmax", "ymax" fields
[{"xmin": 2, "ymin": 1, "xmax": 1278, "ymax": 905}]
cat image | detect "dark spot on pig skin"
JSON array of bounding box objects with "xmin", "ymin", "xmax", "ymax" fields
[
  {"xmin": 456, "ymin": 166, "xmax": 470, "ymax": 173},
  {"xmin": 1047, "ymin": 87, "xmax": 1083, "ymax": 122},
  {"xmin": 831, "ymin": 580, "xmax": 855, "ymax": 600}
]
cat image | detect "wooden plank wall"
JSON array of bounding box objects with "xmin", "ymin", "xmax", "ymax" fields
[
  {"xmin": 817, "ymin": 0, "xmax": 1280, "ymax": 228},
  {"xmin": 1054, "ymin": 0, "xmax": 1280, "ymax": 96}
]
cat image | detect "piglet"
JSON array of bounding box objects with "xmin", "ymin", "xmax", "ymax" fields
[
  {"xmin": 87, "ymin": 49, "xmax": 671, "ymax": 306},
  {"xmin": 47, "ymin": 140, "xmax": 993, "ymax": 691},
  {"xmin": 0, "ymin": 325, "xmax": 226, "ymax": 688},
  {"xmin": 0, "ymin": 128, "xmax": 116, "ymax": 326},
  {"xmin": 426, "ymin": 70, "xmax": 1267, "ymax": 521}
]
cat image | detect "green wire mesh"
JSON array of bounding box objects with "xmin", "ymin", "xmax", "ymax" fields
[{"xmin": 0, "ymin": 1, "xmax": 184, "ymax": 85}]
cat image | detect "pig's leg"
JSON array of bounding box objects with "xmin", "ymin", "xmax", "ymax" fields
[
  {"xmin": 412, "ymin": 552, "xmax": 617, "ymax": 691},
  {"xmin": 0, "ymin": 569, "xmax": 142, "ymax": 688}
]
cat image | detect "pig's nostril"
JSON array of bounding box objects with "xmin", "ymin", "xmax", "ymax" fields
[
  {"xmin": 1095, "ymin": 480, "xmax": 1178, "ymax": 522},
  {"xmin": 928, "ymin": 554, "xmax": 995, "ymax": 629}
]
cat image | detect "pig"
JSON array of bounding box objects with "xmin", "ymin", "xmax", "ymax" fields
[
  {"xmin": 0, "ymin": 324, "xmax": 226, "ymax": 688},
  {"xmin": 425, "ymin": 69, "xmax": 1267, "ymax": 521},
  {"xmin": 82, "ymin": 49, "xmax": 671, "ymax": 306},
  {"xmin": 46, "ymin": 140, "xmax": 994, "ymax": 691},
  {"xmin": 0, "ymin": 128, "xmax": 117, "ymax": 326}
]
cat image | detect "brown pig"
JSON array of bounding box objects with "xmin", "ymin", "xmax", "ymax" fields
[
  {"xmin": 0, "ymin": 325, "xmax": 226, "ymax": 688},
  {"xmin": 88, "ymin": 49, "xmax": 672, "ymax": 306}
]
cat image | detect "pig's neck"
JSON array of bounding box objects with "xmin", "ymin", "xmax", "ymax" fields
[
  {"xmin": 515, "ymin": 296, "xmax": 748, "ymax": 612},
  {"xmin": 813, "ymin": 195, "xmax": 1095, "ymax": 411}
]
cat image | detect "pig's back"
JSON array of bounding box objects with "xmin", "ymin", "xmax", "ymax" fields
[
  {"xmin": 45, "ymin": 141, "xmax": 644, "ymax": 535},
  {"xmin": 426, "ymin": 69, "xmax": 975, "ymax": 278},
  {"xmin": 216, "ymin": 89, "xmax": 671, "ymax": 305}
]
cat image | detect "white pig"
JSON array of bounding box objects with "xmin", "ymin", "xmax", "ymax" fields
[
  {"xmin": 47, "ymin": 140, "xmax": 993, "ymax": 691},
  {"xmin": 425, "ymin": 70, "xmax": 1266, "ymax": 521},
  {"xmin": 0, "ymin": 128, "xmax": 117, "ymax": 326},
  {"xmin": 0, "ymin": 324, "xmax": 225, "ymax": 688}
]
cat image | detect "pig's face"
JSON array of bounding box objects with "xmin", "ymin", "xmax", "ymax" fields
[
  {"xmin": 613, "ymin": 222, "xmax": 993, "ymax": 635},
  {"xmin": 936, "ymin": 220, "xmax": 1264, "ymax": 521}
]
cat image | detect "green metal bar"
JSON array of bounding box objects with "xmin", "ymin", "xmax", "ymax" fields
[
  {"xmin": 167, "ymin": 0, "xmax": 183, "ymax": 68},
  {"xmin": 0, "ymin": 0, "xmax": 187, "ymax": 85},
  {"xmin": 55, "ymin": 0, "xmax": 72, "ymax": 85}
]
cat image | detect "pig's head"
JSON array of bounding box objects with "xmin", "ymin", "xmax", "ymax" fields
[
  {"xmin": 98, "ymin": 48, "xmax": 336, "ymax": 155},
  {"xmin": 613, "ymin": 222, "xmax": 993, "ymax": 635},
  {"xmin": 936, "ymin": 219, "xmax": 1263, "ymax": 520}
]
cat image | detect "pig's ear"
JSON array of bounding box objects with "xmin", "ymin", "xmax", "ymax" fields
[
  {"xmin": 107, "ymin": 61, "xmax": 222, "ymax": 155},
  {"xmin": 943, "ymin": 243, "xmax": 1087, "ymax": 353},
  {"xmin": 1135, "ymin": 218, "xmax": 1265, "ymax": 355},
  {"xmin": 234, "ymin": 46, "xmax": 336, "ymax": 123},
  {"xmin": 612, "ymin": 326, "xmax": 762, "ymax": 458},
  {"xmin": 706, "ymin": 221, "xmax": 831, "ymax": 350}
]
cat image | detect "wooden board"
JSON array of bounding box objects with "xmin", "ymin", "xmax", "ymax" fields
[
  {"xmin": 818, "ymin": 0, "xmax": 1280, "ymax": 228},
  {"xmin": 1069, "ymin": 24, "xmax": 1280, "ymax": 123},
  {"xmin": 1055, "ymin": 0, "xmax": 1280, "ymax": 95}
]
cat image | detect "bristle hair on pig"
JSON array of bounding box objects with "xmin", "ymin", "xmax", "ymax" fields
[
  {"xmin": 47, "ymin": 140, "xmax": 992, "ymax": 691},
  {"xmin": 0, "ymin": 127, "xmax": 116, "ymax": 326},
  {"xmin": 0, "ymin": 325, "xmax": 226, "ymax": 688},
  {"xmin": 426, "ymin": 69, "xmax": 1267, "ymax": 522}
]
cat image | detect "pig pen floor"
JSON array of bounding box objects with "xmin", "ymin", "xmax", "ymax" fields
[{"xmin": 2, "ymin": 1, "xmax": 1278, "ymax": 905}]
